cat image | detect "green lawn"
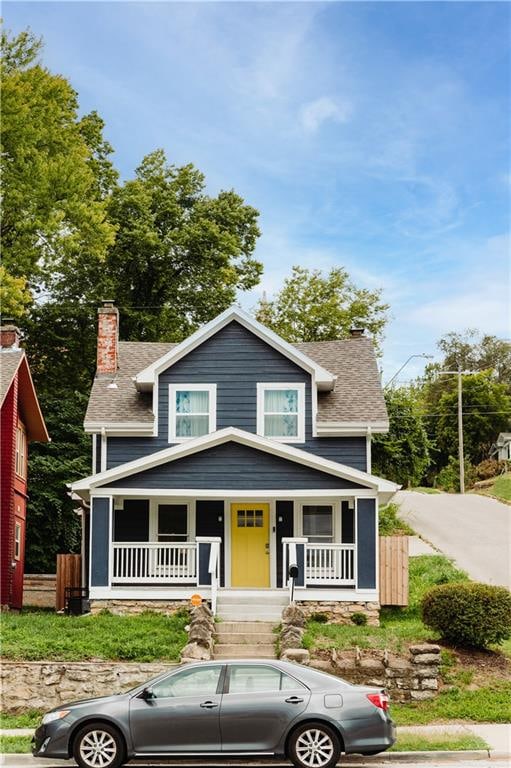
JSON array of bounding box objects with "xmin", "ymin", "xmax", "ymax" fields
[
  {"xmin": 0, "ymin": 735, "xmax": 32, "ymax": 753},
  {"xmin": 379, "ymin": 502, "xmax": 415, "ymax": 537},
  {"xmin": 411, "ymin": 487, "xmax": 442, "ymax": 494},
  {"xmin": 475, "ymin": 472, "xmax": 511, "ymax": 502},
  {"xmin": 0, "ymin": 609, "xmax": 189, "ymax": 662},
  {"xmin": 389, "ymin": 732, "xmax": 488, "ymax": 752},
  {"xmin": 392, "ymin": 681, "xmax": 511, "ymax": 725},
  {"xmin": 0, "ymin": 711, "xmax": 42, "ymax": 728},
  {"xmin": 303, "ymin": 555, "xmax": 469, "ymax": 654}
]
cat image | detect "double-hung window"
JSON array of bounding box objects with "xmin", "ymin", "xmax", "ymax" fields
[
  {"xmin": 15, "ymin": 423, "xmax": 27, "ymax": 479},
  {"xmin": 257, "ymin": 383, "xmax": 305, "ymax": 443},
  {"xmin": 302, "ymin": 504, "xmax": 334, "ymax": 543},
  {"xmin": 169, "ymin": 384, "xmax": 216, "ymax": 441}
]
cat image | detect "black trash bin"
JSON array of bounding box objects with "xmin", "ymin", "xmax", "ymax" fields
[{"xmin": 65, "ymin": 587, "xmax": 90, "ymax": 615}]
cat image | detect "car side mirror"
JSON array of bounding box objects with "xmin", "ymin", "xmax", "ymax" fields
[{"xmin": 141, "ymin": 687, "xmax": 155, "ymax": 700}]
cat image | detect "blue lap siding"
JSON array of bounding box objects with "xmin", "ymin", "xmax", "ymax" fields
[
  {"xmin": 102, "ymin": 442, "xmax": 366, "ymax": 491},
  {"xmin": 105, "ymin": 321, "xmax": 367, "ymax": 472}
]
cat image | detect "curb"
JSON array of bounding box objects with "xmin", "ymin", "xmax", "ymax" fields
[{"xmin": 2, "ymin": 750, "xmax": 510, "ymax": 766}]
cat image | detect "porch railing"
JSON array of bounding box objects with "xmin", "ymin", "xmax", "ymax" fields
[
  {"xmin": 282, "ymin": 540, "xmax": 356, "ymax": 588},
  {"xmin": 112, "ymin": 543, "xmax": 197, "ymax": 583},
  {"xmin": 306, "ymin": 543, "xmax": 355, "ymax": 585}
]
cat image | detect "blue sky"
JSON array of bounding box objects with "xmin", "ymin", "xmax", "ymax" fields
[{"xmin": 5, "ymin": 1, "xmax": 510, "ymax": 381}]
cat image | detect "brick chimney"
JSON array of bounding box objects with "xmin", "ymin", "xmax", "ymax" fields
[
  {"xmin": 96, "ymin": 301, "xmax": 119, "ymax": 376},
  {"xmin": 349, "ymin": 327, "xmax": 365, "ymax": 338},
  {"xmin": 0, "ymin": 323, "xmax": 21, "ymax": 350}
]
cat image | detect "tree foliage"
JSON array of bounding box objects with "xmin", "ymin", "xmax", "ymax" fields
[
  {"xmin": 1, "ymin": 27, "xmax": 116, "ymax": 301},
  {"xmin": 102, "ymin": 150, "xmax": 262, "ymax": 341},
  {"xmin": 372, "ymin": 386, "xmax": 432, "ymax": 487},
  {"xmin": 255, "ymin": 266, "xmax": 389, "ymax": 348}
]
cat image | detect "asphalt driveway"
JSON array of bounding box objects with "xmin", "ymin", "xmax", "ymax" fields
[{"xmin": 396, "ymin": 491, "xmax": 511, "ymax": 589}]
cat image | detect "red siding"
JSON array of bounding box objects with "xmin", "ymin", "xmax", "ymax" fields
[{"xmin": 0, "ymin": 377, "xmax": 18, "ymax": 606}]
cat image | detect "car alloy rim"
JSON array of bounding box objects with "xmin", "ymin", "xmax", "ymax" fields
[
  {"xmin": 79, "ymin": 730, "xmax": 117, "ymax": 767},
  {"xmin": 295, "ymin": 728, "xmax": 334, "ymax": 768}
]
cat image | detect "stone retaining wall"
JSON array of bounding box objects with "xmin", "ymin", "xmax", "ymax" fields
[
  {"xmin": 89, "ymin": 600, "xmax": 187, "ymax": 615},
  {"xmin": 0, "ymin": 661, "xmax": 178, "ymax": 713},
  {"xmin": 297, "ymin": 600, "xmax": 380, "ymax": 626},
  {"xmin": 23, "ymin": 574, "xmax": 56, "ymax": 609},
  {"xmin": 308, "ymin": 643, "xmax": 441, "ymax": 702}
]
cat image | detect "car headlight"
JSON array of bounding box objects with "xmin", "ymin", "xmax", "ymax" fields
[{"xmin": 42, "ymin": 710, "xmax": 71, "ymax": 725}]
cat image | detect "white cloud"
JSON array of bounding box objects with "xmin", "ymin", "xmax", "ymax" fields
[{"xmin": 299, "ymin": 96, "xmax": 352, "ymax": 134}]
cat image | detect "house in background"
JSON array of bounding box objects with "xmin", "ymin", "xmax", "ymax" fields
[
  {"xmin": 71, "ymin": 303, "xmax": 399, "ymax": 622},
  {"xmin": 0, "ymin": 324, "xmax": 49, "ymax": 609},
  {"xmin": 490, "ymin": 433, "xmax": 511, "ymax": 462}
]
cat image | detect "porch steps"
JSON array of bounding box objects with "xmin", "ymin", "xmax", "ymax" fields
[
  {"xmin": 213, "ymin": 620, "xmax": 277, "ymax": 660},
  {"xmin": 215, "ymin": 592, "xmax": 288, "ymax": 622}
]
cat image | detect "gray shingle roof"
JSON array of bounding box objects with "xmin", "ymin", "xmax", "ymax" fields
[
  {"xmin": 84, "ymin": 337, "xmax": 387, "ymax": 428},
  {"xmin": 0, "ymin": 350, "xmax": 24, "ymax": 406}
]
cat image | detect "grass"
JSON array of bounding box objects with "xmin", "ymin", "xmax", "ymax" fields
[
  {"xmin": 303, "ymin": 555, "xmax": 469, "ymax": 655},
  {"xmin": 411, "ymin": 487, "xmax": 441, "ymax": 494},
  {"xmin": 0, "ymin": 609, "xmax": 189, "ymax": 662},
  {"xmin": 389, "ymin": 732, "xmax": 488, "ymax": 752},
  {"xmin": 475, "ymin": 472, "xmax": 511, "ymax": 502},
  {"xmin": 0, "ymin": 711, "xmax": 41, "ymax": 728},
  {"xmin": 379, "ymin": 502, "xmax": 415, "ymax": 537},
  {"xmin": 392, "ymin": 680, "xmax": 511, "ymax": 725},
  {"xmin": 0, "ymin": 735, "xmax": 32, "ymax": 753}
]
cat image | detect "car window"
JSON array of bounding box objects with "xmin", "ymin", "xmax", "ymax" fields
[
  {"xmin": 228, "ymin": 665, "xmax": 306, "ymax": 694},
  {"xmin": 151, "ymin": 665, "xmax": 222, "ymax": 699}
]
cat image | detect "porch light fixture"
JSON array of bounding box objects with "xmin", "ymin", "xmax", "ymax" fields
[{"xmin": 348, "ymin": 499, "xmax": 355, "ymax": 511}]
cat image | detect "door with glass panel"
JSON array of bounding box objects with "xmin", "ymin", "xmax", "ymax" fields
[
  {"xmin": 156, "ymin": 504, "xmax": 194, "ymax": 582},
  {"xmin": 302, "ymin": 504, "xmax": 335, "ymax": 584},
  {"xmin": 230, "ymin": 504, "xmax": 270, "ymax": 587}
]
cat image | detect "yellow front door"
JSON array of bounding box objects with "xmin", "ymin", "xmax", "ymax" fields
[{"xmin": 231, "ymin": 504, "xmax": 270, "ymax": 587}]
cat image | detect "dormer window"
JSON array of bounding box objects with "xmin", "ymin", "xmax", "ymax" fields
[
  {"xmin": 169, "ymin": 384, "xmax": 216, "ymax": 442},
  {"xmin": 257, "ymin": 383, "xmax": 305, "ymax": 443}
]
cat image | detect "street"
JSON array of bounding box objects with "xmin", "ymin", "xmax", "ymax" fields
[
  {"xmin": 2, "ymin": 758, "xmax": 509, "ymax": 768},
  {"xmin": 396, "ymin": 491, "xmax": 511, "ymax": 588}
]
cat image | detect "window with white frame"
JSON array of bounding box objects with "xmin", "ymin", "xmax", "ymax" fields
[
  {"xmin": 15, "ymin": 422, "xmax": 27, "ymax": 479},
  {"xmin": 257, "ymin": 383, "xmax": 305, "ymax": 442},
  {"xmin": 302, "ymin": 504, "xmax": 333, "ymax": 543},
  {"xmin": 157, "ymin": 504, "xmax": 188, "ymax": 542},
  {"xmin": 14, "ymin": 522, "xmax": 22, "ymax": 560},
  {"xmin": 169, "ymin": 384, "xmax": 216, "ymax": 441}
]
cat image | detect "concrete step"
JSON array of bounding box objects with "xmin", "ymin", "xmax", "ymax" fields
[
  {"xmin": 216, "ymin": 621, "xmax": 276, "ymax": 633},
  {"xmin": 213, "ymin": 644, "xmax": 276, "ymax": 659},
  {"xmin": 214, "ymin": 631, "xmax": 275, "ymax": 644},
  {"xmin": 217, "ymin": 592, "xmax": 287, "ymax": 605},
  {"xmin": 218, "ymin": 609, "xmax": 284, "ymax": 621}
]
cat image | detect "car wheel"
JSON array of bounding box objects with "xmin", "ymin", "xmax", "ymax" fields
[
  {"xmin": 73, "ymin": 722, "xmax": 125, "ymax": 768},
  {"xmin": 288, "ymin": 721, "xmax": 341, "ymax": 768}
]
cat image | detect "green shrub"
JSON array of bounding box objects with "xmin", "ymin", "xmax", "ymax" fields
[
  {"xmin": 435, "ymin": 457, "xmax": 476, "ymax": 492},
  {"xmin": 474, "ymin": 459, "xmax": 500, "ymax": 481},
  {"xmin": 379, "ymin": 503, "xmax": 414, "ymax": 536},
  {"xmin": 351, "ymin": 612, "xmax": 368, "ymax": 626},
  {"xmin": 309, "ymin": 612, "xmax": 329, "ymax": 624},
  {"xmin": 421, "ymin": 582, "xmax": 511, "ymax": 648}
]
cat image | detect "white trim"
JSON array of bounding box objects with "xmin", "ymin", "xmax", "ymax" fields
[
  {"xmin": 72, "ymin": 427, "xmax": 399, "ymax": 497},
  {"xmin": 317, "ymin": 421, "xmax": 389, "ymax": 436},
  {"xmin": 91, "ymin": 434, "xmax": 97, "ymax": 475},
  {"xmin": 134, "ymin": 306, "xmax": 336, "ymax": 391},
  {"xmin": 152, "ymin": 377, "xmax": 159, "ymax": 437},
  {"xmin": 256, "ymin": 382, "xmax": 305, "ymax": 444},
  {"xmin": 375, "ymin": 495, "xmax": 379, "ymax": 595},
  {"xmin": 100, "ymin": 429, "xmax": 107, "ymax": 473},
  {"xmin": 354, "ymin": 498, "xmax": 358, "ymax": 590},
  {"xmin": 366, "ymin": 430, "xmax": 372, "ymax": 474},
  {"xmin": 108, "ymin": 496, "xmax": 113, "ymax": 587},
  {"xmin": 93, "ymin": 488, "xmax": 380, "ymax": 499},
  {"xmin": 168, "ymin": 383, "xmax": 217, "ymax": 443},
  {"xmin": 84, "ymin": 422, "xmax": 154, "ymax": 436}
]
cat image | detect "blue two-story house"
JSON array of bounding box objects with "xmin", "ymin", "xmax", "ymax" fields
[{"xmin": 71, "ymin": 302, "xmax": 398, "ymax": 621}]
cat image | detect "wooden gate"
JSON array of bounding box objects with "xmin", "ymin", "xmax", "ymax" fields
[
  {"xmin": 56, "ymin": 554, "xmax": 82, "ymax": 611},
  {"xmin": 379, "ymin": 536, "xmax": 409, "ymax": 606}
]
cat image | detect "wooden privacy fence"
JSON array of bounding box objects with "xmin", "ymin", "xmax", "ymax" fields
[
  {"xmin": 56, "ymin": 554, "xmax": 82, "ymax": 611},
  {"xmin": 379, "ymin": 536, "xmax": 409, "ymax": 606}
]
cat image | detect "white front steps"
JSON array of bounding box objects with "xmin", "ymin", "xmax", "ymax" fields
[
  {"xmin": 213, "ymin": 620, "xmax": 276, "ymax": 659},
  {"xmin": 216, "ymin": 591, "xmax": 288, "ymax": 622}
]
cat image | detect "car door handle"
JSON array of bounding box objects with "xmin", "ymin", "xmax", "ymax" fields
[
  {"xmin": 285, "ymin": 696, "xmax": 304, "ymax": 704},
  {"xmin": 200, "ymin": 700, "xmax": 219, "ymax": 709}
]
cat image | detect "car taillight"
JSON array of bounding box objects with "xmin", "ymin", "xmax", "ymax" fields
[{"xmin": 367, "ymin": 692, "xmax": 389, "ymax": 711}]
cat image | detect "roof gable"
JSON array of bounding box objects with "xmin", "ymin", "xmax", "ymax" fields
[
  {"xmin": 0, "ymin": 351, "xmax": 49, "ymax": 441},
  {"xmin": 134, "ymin": 307, "xmax": 336, "ymax": 392}
]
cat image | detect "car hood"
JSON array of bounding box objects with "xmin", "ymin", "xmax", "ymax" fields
[{"xmin": 52, "ymin": 693, "xmax": 128, "ymax": 712}]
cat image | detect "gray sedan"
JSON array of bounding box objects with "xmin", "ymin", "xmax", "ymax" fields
[{"xmin": 32, "ymin": 659, "xmax": 395, "ymax": 768}]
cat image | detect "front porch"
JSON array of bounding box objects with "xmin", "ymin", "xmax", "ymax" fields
[{"xmin": 86, "ymin": 492, "xmax": 379, "ymax": 609}]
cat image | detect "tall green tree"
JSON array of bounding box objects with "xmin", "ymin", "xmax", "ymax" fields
[
  {"xmin": 372, "ymin": 387, "xmax": 432, "ymax": 487},
  {"xmin": 102, "ymin": 150, "xmax": 262, "ymax": 341},
  {"xmin": 437, "ymin": 330, "xmax": 511, "ymax": 387},
  {"xmin": 255, "ymin": 266, "xmax": 389, "ymax": 348},
  {"xmin": 1, "ymin": 27, "xmax": 116, "ymax": 302}
]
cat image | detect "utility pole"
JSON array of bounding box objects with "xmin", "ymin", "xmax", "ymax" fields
[{"xmin": 438, "ymin": 367, "xmax": 478, "ymax": 494}]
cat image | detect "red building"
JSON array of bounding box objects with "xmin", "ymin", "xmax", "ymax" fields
[{"xmin": 0, "ymin": 325, "xmax": 49, "ymax": 609}]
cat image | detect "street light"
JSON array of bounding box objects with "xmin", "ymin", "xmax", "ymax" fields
[{"xmin": 385, "ymin": 354, "xmax": 434, "ymax": 389}]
